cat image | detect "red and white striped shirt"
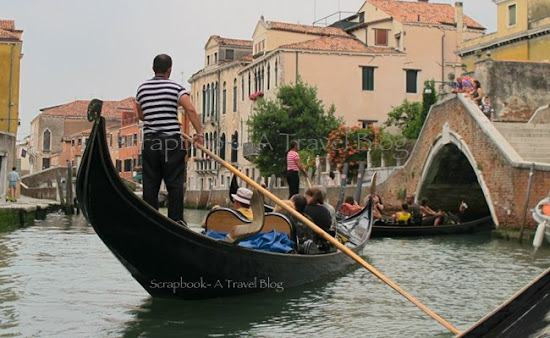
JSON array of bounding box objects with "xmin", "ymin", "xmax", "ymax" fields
[{"xmin": 287, "ymin": 150, "xmax": 300, "ymax": 171}]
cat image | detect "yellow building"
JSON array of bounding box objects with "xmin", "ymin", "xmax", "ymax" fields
[
  {"xmin": 0, "ymin": 19, "xmax": 23, "ymax": 135},
  {"xmin": 458, "ymin": 0, "xmax": 550, "ymax": 71}
]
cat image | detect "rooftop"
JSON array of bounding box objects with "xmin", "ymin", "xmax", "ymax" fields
[
  {"xmin": 279, "ymin": 36, "xmax": 403, "ymax": 54},
  {"xmin": 267, "ymin": 20, "xmax": 351, "ymax": 37},
  {"xmin": 41, "ymin": 97, "xmax": 135, "ymax": 119}
]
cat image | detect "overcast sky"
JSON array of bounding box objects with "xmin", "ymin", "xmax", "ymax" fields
[{"xmin": 3, "ymin": 0, "xmax": 497, "ymax": 139}]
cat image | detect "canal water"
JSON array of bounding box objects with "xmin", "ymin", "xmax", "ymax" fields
[{"xmin": 0, "ymin": 210, "xmax": 548, "ymax": 337}]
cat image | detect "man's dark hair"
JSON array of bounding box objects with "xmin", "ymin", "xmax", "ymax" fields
[
  {"xmin": 291, "ymin": 194, "xmax": 307, "ymax": 213},
  {"xmin": 153, "ymin": 54, "xmax": 172, "ymax": 74},
  {"xmin": 12, "ymin": 167, "xmax": 16, "ymax": 171},
  {"xmin": 402, "ymin": 203, "xmax": 409, "ymax": 211},
  {"xmin": 289, "ymin": 140, "xmax": 298, "ymax": 150}
]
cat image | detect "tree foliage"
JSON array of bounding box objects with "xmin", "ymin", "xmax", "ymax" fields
[
  {"xmin": 384, "ymin": 79, "xmax": 438, "ymax": 139},
  {"xmin": 248, "ymin": 79, "xmax": 343, "ymax": 177}
]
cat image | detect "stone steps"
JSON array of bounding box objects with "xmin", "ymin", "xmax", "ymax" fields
[{"xmin": 493, "ymin": 122, "xmax": 550, "ymax": 164}]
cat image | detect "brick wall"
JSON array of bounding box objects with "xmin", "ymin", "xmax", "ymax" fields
[{"xmin": 375, "ymin": 96, "xmax": 550, "ymax": 228}]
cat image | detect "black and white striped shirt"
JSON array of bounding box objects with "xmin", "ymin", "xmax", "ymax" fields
[{"xmin": 136, "ymin": 77, "xmax": 189, "ymax": 136}]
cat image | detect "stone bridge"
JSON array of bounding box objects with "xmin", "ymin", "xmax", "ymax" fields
[{"xmin": 377, "ymin": 95, "xmax": 550, "ymax": 228}]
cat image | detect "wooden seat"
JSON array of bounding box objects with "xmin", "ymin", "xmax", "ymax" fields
[{"xmin": 204, "ymin": 208, "xmax": 295, "ymax": 241}]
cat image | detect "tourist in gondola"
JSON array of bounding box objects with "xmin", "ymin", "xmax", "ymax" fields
[
  {"xmin": 340, "ymin": 196, "xmax": 362, "ymax": 216},
  {"xmin": 135, "ymin": 54, "xmax": 204, "ymax": 225},
  {"xmin": 405, "ymin": 194, "xmax": 422, "ymax": 225},
  {"xmin": 313, "ymin": 185, "xmax": 336, "ymax": 231},
  {"xmin": 420, "ymin": 198, "xmax": 444, "ymax": 226},
  {"xmin": 364, "ymin": 194, "xmax": 384, "ymax": 220},
  {"xmin": 392, "ymin": 203, "xmax": 411, "ymax": 225}
]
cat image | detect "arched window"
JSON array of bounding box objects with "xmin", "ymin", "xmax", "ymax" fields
[
  {"xmin": 231, "ymin": 131, "xmax": 238, "ymax": 163},
  {"xmin": 213, "ymin": 131, "xmax": 218, "ymax": 155},
  {"xmin": 254, "ymin": 69, "xmax": 258, "ymax": 93},
  {"xmin": 275, "ymin": 60, "xmax": 278, "ymax": 87},
  {"xmin": 43, "ymin": 129, "xmax": 51, "ymax": 151},
  {"xmin": 220, "ymin": 133, "xmax": 226, "ymax": 160},
  {"xmin": 202, "ymin": 85, "xmax": 206, "ymax": 119},
  {"xmin": 248, "ymin": 72, "xmax": 251, "ymax": 96},
  {"xmin": 211, "ymin": 82, "xmax": 216, "ymax": 118},
  {"xmin": 205, "ymin": 133, "xmax": 209, "ymax": 152},
  {"xmin": 233, "ymin": 78, "xmax": 237, "ymax": 112},
  {"xmin": 206, "ymin": 84, "xmax": 210, "ymax": 117},
  {"xmin": 241, "ymin": 75, "xmax": 245, "ymax": 101},
  {"xmin": 267, "ymin": 63, "xmax": 271, "ymax": 91},
  {"xmin": 222, "ymin": 81, "xmax": 227, "ymax": 115}
]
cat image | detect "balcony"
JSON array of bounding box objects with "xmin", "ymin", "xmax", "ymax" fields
[{"xmin": 243, "ymin": 142, "xmax": 260, "ymax": 162}]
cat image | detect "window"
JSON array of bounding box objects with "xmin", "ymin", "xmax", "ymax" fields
[
  {"xmin": 124, "ymin": 159, "xmax": 132, "ymax": 172},
  {"xmin": 248, "ymin": 72, "xmax": 251, "ymax": 96},
  {"xmin": 43, "ymin": 129, "xmax": 51, "ymax": 151},
  {"xmin": 406, "ymin": 70, "xmax": 419, "ymax": 93},
  {"xmin": 374, "ymin": 29, "xmax": 388, "ymax": 46},
  {"xmin": 508, "ymin": 4, "xmax": 517, "ymax": 27},
  {"xmin": 267, "ymin": 63, "xmax": 271, "ymax": 90},
  {"xmin": 78, "ymin": 138, "xmax": 82, "ymax": 146},
  {"xmin": 222, "ymin": 82, "xmax": 227, "ymax": 114},
  {"xmin": 202, "ymin": 85, "xmax": 206, "ymax": 118},
  {"xmin": 109, "ymin": 134, "xmax": 113, "ymax": 147},
  {"xmin": 42, "ymin": 157, "xmax": 50, "ymax": 170},
  {"xmin": 231, "ymin": 131, "xmax": 238, "ymax": 163},
  {"xmin": 241, "ymin": 75, "xmax": 245, "ymax": 101},
  {"xmin": 361, "ymin": 66, "xmax": 375, "ymax": 91},
  {"xmin": 214, "ymin": 52, "xmax": 218, "ymax": 63},
  {"xmin": 133, "ymin": 134, "xmax": 138, "ymax": 146},
  {"xmin": 116, "ymin": 160, "xmax": 121, "ymax": 172},
  {"xmin": 275, "ymin": 60, "xmax": 278, "ymax": 87},
  {"xmin": 233, "ymin": 79, "xmax": 237, "ymax": 112},
  {"xmin": 220, "ymin": 133, "xmax": 226, "ymax": 160},
  {"xmin": 206, "ymin": 84, "xmax": 210, "ymax": 117},
  {"xmin": 71, "ymin": 139, "xmax": 75, "ymax": 146},
  {"xmin": 207, "ymin": 55, "xmax": 210, "ymax": 65},
  {"xmin": 226, "ymin": 49, "xmax": 234, "ymax": 60}
]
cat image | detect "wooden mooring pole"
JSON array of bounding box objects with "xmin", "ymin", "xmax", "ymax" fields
[
  {"xmin": 519, "ymin": 163, "xmax": 535, "ymax": 243},
  {"xmin": 65, "ymin": 163, "xmax": 74, "ymax": 215}
]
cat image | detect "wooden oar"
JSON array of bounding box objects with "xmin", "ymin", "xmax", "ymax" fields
[{"xmin": 183, "ymin": 132, "xmax": 460, "ymax": 335}]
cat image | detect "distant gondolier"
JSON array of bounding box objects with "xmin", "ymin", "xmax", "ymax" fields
[
  {"xmin": 135, "ymin": 54, "xmax": 204, "ymax": 224},
  {"xmin": 286, "ymin": 141, "xmax": 306, "ymax": 198}
]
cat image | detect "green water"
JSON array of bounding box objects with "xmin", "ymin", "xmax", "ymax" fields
[{"xmin": 0, "ymin": 210, "xmax": 548, "ymax": 337}]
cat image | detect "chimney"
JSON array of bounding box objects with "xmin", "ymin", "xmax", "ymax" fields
[{"xmin": 455, "ymin": 2, "xmax": 464, "ymax": 43}]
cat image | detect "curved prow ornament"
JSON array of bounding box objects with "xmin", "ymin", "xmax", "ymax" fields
[{"xmin": 87, "ymin": 99, "xmax": 104, "ymax": 122}]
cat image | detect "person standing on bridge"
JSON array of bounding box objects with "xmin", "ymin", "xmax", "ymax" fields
[{"xmin": 135, "ymin": 54, "xmax": 204, "ymax": 225}]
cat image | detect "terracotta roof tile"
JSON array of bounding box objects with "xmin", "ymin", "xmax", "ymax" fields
[
  {"xmin": 0, "ymin": 29, "xmax": 18, "ymax": 39},
  {"xmin": 279, "ymin": 36, "xmax": 403, "ymax": 54},
  {"xmin": 0, "ymin": 20, "xmax": 15, "ymax": 31},
  {"xmin": 214, "ymin": 36, "xmax": 253, "ymax": 47},
  {"xmin": 268, "ymin": 21, "xmax": 351, "ymax": 37},
  {"xmin": 41, "ymin": 97, "xmax": 135, "ymax": 119},
  {"xmin": 368, "ymin": 0, "xmax": 484, "ymax": 29}
]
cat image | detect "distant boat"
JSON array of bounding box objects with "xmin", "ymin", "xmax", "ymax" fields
[
  {"xmin": 532, "ymin": 195, "xmax": 550, "ymax": 247},
  {"xmin": 369, "ymin": 216, "xmax": 494, "ymax": 238},
  {"xmin": 76, "ymin": 101, "xmax": 374, "ymax": 300}
]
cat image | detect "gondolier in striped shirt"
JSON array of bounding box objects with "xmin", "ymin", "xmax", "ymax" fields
[
  {"xmin": 135, "ymin": 54, "xmax": 204, "ymax": 224},
  {"xmin": 286, "ymin": 140, "xmax": 306, "ymax": 198}
]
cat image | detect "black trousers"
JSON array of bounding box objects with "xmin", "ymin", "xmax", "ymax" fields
[
  {"xmin": 143, "ymin": 134, "xmax": 187, "ymax": 222},
  {"xmin": 286, "ymin": 170, "xmax": 300, "ymax": 198}
]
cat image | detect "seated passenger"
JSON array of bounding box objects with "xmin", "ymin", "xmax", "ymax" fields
[
  {"xmin": 340, "ymin": 196, "xmax": 362, "ymax": 216},
  {"xmin": 420, "ymin": 198, "xmax": 444, "ymax": 226},
  {"xmin": 392, "ymin": 203, "xmax": 411, "ymax": 225},
  {"xmin": 201, "ymin": 187, "xmax": 254, "ymax": 229},
  {"xmin": 364, "ymin": 194, "xmax": 384, "ymax": 220}
]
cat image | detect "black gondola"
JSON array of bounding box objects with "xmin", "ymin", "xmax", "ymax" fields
[
  {"xmin": 457, "ymin": 267, "xmax": 550, "ymax": 337},
  {"xmin": 369, "ymin": 216, "xmax": 494, "ymax": 238},
  {"xmin": 76, "ymin": 101, "xmax": 373, "ymax": 300}
]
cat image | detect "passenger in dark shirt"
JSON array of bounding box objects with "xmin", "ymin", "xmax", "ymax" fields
[
  {"xmin": 304, "ymin": 187, "xmax": 332, "ymax": 234},
  {"xmin": 405, "ymin": 194, "xmax": 422, "ymax": 225}
]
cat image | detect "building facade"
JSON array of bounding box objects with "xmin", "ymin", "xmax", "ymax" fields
[
  {"xmin": 458, "ymin": 0, "xmax": 550, "ymax": 71},
  {"xmin": 187, "ymin": 0, "xmax": 485, "ymax": 190},
  {"xmin": 0, "ymin": 19, "xmax": 23, "ymax": 198},
  {"xmin": 29, "ymin": 98, "xmax": 133, "ymax": 174}
]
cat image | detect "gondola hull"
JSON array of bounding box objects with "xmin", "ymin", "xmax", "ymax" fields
[
  {"xmin": 370, "ymin": 216, "xmax": 494, "ymax": 238},
  {"xmin": 457, "ymin": 267, "xmax": 550, "ymax": 337},
  {"xmin": 76, "ymin": 116, "xmax": 372, "ymax": 300}
]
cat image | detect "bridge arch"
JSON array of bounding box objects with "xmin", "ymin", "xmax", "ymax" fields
[{"xmin": 415, "ymin": 123, "xmax": 498, "ymax": 225}]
